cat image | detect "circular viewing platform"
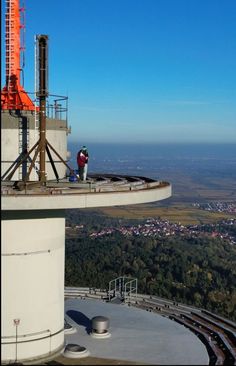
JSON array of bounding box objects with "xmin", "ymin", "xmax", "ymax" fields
[{"xmin": 1, "ymin": 174, "xmax": 171, "ymax": 210}]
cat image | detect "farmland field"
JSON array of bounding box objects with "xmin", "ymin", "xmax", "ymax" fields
[{"xmin": 92, "ymin": 204, "xmax": 234, "ymax": 225}]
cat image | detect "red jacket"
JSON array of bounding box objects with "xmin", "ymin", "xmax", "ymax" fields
[{"xmin": 77, "ymin": 150, "xmax": 88, "ymax": 167}]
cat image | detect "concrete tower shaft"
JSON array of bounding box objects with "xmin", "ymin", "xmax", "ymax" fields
[
  {"xmin": 0, "ymin": 1, "xmax": 172, "ymax": 364},
  {"xmin": 1, "ymin": 179, "xmax": 171, "ymax": 363},
  {"xmin": 1, "ymin": 209, "xmax": 65, "ymax": 362}
]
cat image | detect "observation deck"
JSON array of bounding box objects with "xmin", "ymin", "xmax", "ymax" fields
[
  {"xmin": 1, "ymin": 174, "xmax": 171, "ymax": 211},
  {"xmin": 2, "ymin": 173, "xmax": 171, "ymax": 363}
]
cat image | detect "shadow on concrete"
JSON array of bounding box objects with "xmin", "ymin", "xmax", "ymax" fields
[{"xmin": 66, "ymin": 310, "xmax": 92, "ymax": 334}]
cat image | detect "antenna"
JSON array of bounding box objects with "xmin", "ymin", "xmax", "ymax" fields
[
  {"xmin": 1, "ymin": 3, "xmax": 77, "ymax": 184},
  {"xmin": 36, "ymin": 35, "xmax": 48, "ymax": 182},
  {"xmin": 1, "ymin": 0, "xmax": 35, "ymax": 110}
]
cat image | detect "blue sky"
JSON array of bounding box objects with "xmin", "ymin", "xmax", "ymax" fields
[{"xmin": 1, "ymin": 0, "xmax": 236, "ymax": 143}]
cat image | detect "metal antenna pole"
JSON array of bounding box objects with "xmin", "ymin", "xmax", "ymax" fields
[{"xmin": 36, "ymin": 35, "xmax": 48, "ymax": 183}]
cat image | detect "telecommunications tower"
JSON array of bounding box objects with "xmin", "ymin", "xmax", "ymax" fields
[{"xmin": 1, "ymin": 0, "xmax": 171, "ymax": 364}]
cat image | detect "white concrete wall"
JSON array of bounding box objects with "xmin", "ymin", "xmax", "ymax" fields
[
  {"xmin": 2, "ymin": 128, "xmax": 67, "ymax": 181},
  {"xmin": 1, "ymin": 211, "xmax": 65, "ymax": 363},
  {"xmin": 1, "ymin": 112, "xmax": 68, "ymax": 181}
]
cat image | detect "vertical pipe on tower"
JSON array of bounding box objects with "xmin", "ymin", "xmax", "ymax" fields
[{"xmin": 36, "ymin": 35, "xmax": 48, "ymax": 182}]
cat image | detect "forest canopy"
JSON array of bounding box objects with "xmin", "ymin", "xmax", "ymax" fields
[{"xmin": 65, "ymin": 209, "xmax": 236, "ymax": 321}]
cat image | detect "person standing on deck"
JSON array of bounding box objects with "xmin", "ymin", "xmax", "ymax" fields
[{"xmin": 77, "ymin": 146, "xmax": 89, "ymax": 181}]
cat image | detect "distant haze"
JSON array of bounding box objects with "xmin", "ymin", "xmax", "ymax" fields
[
  {"xmin": 68, "ymin": 142, "xmax": 236, "ymax": 203},
  {"xmin": 69, "ymin": 142, "xmax": 236, "ymax": 176}
]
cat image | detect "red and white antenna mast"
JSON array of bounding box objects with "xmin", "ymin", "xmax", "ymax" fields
[{"xmin": 1, "ymin": 0, "xmax": 35, "ymax": 110}]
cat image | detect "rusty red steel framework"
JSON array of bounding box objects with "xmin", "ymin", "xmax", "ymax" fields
[{"xmin": 1, "ymin": 0, "xmax": 35, "ymax": 110}]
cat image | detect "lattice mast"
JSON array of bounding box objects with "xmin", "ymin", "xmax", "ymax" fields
[{"xmin": 1, "ymin": 0, "xmax": 35, "ymax": 110}]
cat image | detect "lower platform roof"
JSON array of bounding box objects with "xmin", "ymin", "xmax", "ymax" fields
[{"xmin": 64, "ymin": 298, "xmax": 209, "ymax": 365}]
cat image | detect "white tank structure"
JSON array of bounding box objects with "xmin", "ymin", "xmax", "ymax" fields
[
  {"xmin": 1, "ymin": 175, "xmax": 171, "ymax": 364},
  {"xmin": 1, "ymin": 103, "xmax": 70, "ymax": 182}
]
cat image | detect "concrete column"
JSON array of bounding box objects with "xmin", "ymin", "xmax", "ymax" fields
[{"xmin": 1, "ymin": 209, "xmax": 65, "ymax": 363}]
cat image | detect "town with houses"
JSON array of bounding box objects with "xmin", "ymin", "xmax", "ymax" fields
[
  {"xmin": 192, "ymin": 201, "xmax": 236, "ymax": 214},
  {"xmin": 88, "ymin": 217, "xmax": 236, "ymax": 245},
  {"xmin": 66, "ymin": 202, "xmax": 236, "ymax": 246}
]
